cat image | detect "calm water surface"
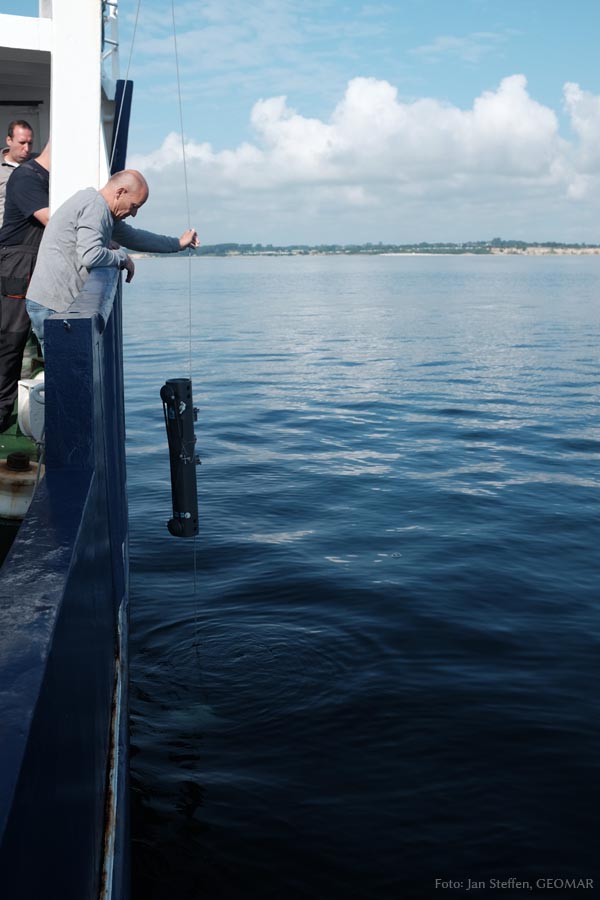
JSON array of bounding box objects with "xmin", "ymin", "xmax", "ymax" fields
[{"xmin": 124, "ymin": 255, "xmax": 600, "ymax": 900}]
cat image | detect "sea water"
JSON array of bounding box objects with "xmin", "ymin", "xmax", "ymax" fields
[{"xmin": 124, "ymin": 254, "xmax": 600, "ymax": 900}]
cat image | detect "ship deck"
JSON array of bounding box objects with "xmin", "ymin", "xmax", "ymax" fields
[
  {"xmin": 0, "ymin": 337, "xmax": 44, "ymax": 563},
  {"xmin": 0, "ymin": 418, "xmax": 36, "ymax": 456}
]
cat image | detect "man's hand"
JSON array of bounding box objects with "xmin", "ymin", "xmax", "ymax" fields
[
  {"xmin": 123, "ymin": 255, "xmax": 135, "ymax": 283},
  {"xmin": 179, "ymin": 228, "xmax": 199, "ymax": 249}
]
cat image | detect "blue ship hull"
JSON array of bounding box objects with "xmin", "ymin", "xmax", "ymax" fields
[{"xmin": 0, "ymin": 270, "xmax": 130, "ymax": 899}]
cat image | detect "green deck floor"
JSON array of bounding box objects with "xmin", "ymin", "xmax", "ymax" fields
[
  {"xmin": 0, "ymin": 413, "xmax": 38, "ymax": 459},
  {"xmin": 0, "ymin": 334, "xmax": 43, "ymax": 461},
  {"xmin": 0, "ymin": 337, "xmax": 42, "ymax": 563}
]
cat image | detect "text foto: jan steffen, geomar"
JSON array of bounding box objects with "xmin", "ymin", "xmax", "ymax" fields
[{"xmin": 435, "ymin": 877, "xmax": 595, "ymax": 891}]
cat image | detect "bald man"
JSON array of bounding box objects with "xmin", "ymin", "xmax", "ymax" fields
[{"xmin": 26, "ymin": 169, "xmax": 198, "ymax": 351}]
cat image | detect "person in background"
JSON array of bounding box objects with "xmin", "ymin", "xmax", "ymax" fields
[
  {"xmin": 0, "ymin": 141, "xmax": 49, "ymax": 432},
  {"xmin": 0, "ymin": 120, "xmax": 34, "ymax": 226},
  {"xmin": 26, "ymin": 169, "xmax": 198, "ymax": 352}
]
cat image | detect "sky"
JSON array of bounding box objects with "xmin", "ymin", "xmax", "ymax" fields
[{"xmin": 3, "ymin": 0, "xmax": 600, "ymax": 243}]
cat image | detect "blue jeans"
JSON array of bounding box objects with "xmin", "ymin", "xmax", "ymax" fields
[{"xmin": 26, "ymin": 299, "xmax": 56, "ymax": 356}]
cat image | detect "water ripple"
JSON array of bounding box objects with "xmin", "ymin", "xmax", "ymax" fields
[{"xmin": 125, "ymin": 256, "xmax": 600, "ymax": 900}]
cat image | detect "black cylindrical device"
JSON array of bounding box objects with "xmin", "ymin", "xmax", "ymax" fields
[{"xmin": 160, "ymin": 377, "xmax": 199, "ymax": 537}]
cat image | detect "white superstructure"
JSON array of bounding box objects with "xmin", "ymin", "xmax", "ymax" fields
[{"xmin": 0, "ymin": 0, "xmax": 121, "ymax": 211}]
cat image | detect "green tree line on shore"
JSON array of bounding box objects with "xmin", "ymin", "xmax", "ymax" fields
[{"xmin": 173, "ymin": 238, "xmax": 600, "ymax": 256}]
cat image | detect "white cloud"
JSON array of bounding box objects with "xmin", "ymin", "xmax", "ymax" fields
[
  {"xmin": 129, "ymin": 75, "xmax": 600, "ymax": 243},
  {"xmin": 563, "ymin": 81, "xmax": 600, "ymax": 171}
]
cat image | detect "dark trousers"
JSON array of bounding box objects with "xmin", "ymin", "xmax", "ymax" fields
[{"xmin": 0, "ymin": 295, "xmax": 30, "ymax": 418}]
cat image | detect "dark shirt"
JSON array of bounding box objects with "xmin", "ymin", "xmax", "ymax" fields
[{"xmin": 0, "ymin": 159, "xmax": 49, "ymax": 248}]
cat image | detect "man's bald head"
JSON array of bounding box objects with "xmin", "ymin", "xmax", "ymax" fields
[
  {"xmin": 108, "ymin": 169, "xmax": 148, "ymax": 195},
  {"xmin": 101, "ymin": 169, "xmax": 149, "ymax": 220}
]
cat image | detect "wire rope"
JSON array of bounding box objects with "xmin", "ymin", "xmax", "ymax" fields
[
  {"xmin": 170, "ymin": 0, "xmax": 194, "ymax": 381},
  {"xmin": 106, "ymin": 1, "xmax": 201, "ymax": 655},
  {"xmin": 170, "ymin": 0, "xmax": 200, "ymax": 652}
]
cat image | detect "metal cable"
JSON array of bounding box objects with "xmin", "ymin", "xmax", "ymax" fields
[
  {"xmin": 170, "ymin": 0, "xmax": 194, "ymax": 382},
  {"xmin": 171, "ymin": 0, "xmax": 199, "ymax": 648}
]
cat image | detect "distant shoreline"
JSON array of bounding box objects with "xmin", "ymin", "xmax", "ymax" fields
[
  {"xmin": 384, "ymin": 248, "xmax": 600, "ymax": 256},
  {"xmin": 130, "ymin": 245, "xmax": 600, "ymax": 259}
]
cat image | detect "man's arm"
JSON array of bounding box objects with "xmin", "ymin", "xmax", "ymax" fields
[
  {"xmin": 76, "ymin": 200, "xmax": 129, "ymax": 270},
  {"xmin": 6, "ymin": 165, "xmax": 48, "ymax": 226},
  {"xmin": 111, "ymin": 221, "xmax": 182, "ymax": 254},
  {"xmin": 33, "ymin": 207, "xmax": 50, "ymax": 226}
]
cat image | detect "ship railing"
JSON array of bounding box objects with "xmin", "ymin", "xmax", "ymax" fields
[{"xmin": 0, "ymin": 267, "xmax": 129, "ymax": 900}]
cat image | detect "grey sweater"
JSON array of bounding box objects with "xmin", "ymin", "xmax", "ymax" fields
[
  {"xmin": 0, "ymin": 156, "xmax": 18, "ymax": 227},
  {"xmin": 27, "ymin": 187, "xmax": 181, "ymax": 312}
]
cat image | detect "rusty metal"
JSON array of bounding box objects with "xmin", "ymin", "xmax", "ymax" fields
[
  {"xmin": 6, "ymin": 452, "xmax": 31, "ymax": 471},
  {"xmin": 0, "ymin": 456, "xmax": 43, "ymax": 520}
]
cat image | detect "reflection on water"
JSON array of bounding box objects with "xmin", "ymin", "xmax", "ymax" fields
[{"xmin": 126, "ymin": 255, "xmax": 600, "ymax": 900}]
